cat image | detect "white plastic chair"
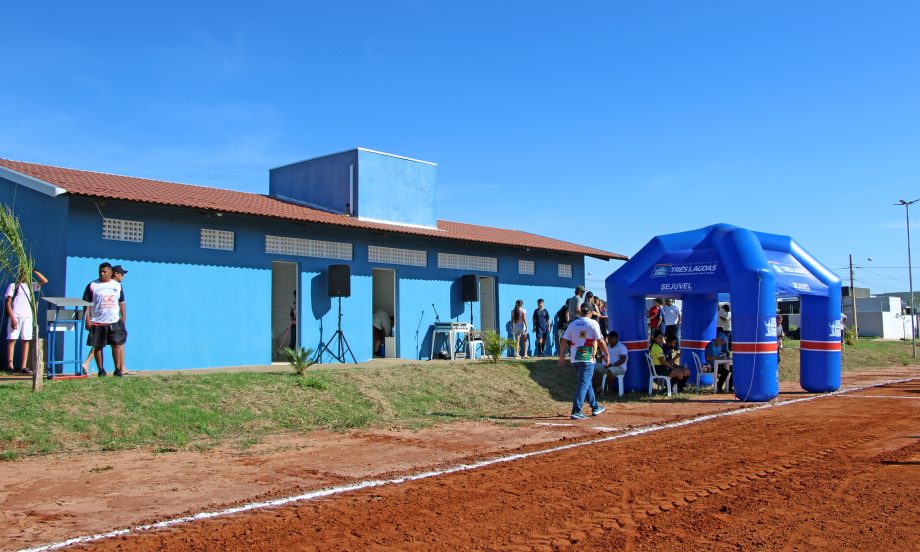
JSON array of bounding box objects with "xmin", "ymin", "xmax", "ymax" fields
[
  {"xmin": 645, "ymin": 351, "xmax": 672, "ymax": 397},
  {"xmin": 467, "ymin": 331, "xmax": 486, "ymax": 360},
  {"xmin": 598, "ymin": 368, "xmax": 625, "ymax": 398},
  {"xmin": 692, "ymin": 351, "xmax": 714, "ymax": 391}
]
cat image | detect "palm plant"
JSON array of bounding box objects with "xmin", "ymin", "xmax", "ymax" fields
[
  {"xmin": 481, "ymin": 330, "xmax": 516, "ymax": 363},
  {"xmin": 0, "ymin": 206, "xmax": 41, "ymax": 390},
  {"xmin": 281, "ymin": 346, "xmax": 315, "ymax": 375}
]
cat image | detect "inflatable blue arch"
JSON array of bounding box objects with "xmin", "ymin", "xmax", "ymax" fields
[{"xmin": 606, "ymin": 224, "xmax": 842, "ymax": 402}]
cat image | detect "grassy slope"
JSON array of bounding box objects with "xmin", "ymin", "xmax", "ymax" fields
[{"xmin": 1, "ymin": 341, "xmax": 917, "ymax": 459}]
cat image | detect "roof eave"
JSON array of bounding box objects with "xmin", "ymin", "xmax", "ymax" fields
[{"xmin": 0, "ymin": 166, "xmax": 67, "ymax": 197}]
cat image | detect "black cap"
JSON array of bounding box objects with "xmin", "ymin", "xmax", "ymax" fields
[{"xmin": 112, "ymin": 265, "xmax": 128, "ymax": 275}]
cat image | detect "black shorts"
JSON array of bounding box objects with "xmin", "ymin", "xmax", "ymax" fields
[
  {"xmin": 654, "ymin": 365, "xmax": 678, "ymax": 377},
  {"xmin": 88, "ymin": 322, "xmax": 127, "ymax": 348}
]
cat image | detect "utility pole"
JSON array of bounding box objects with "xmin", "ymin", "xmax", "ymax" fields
[
  {"xmin": 897, "ymin": 199, "xmax": 918, "ymax": 358},
  {"xmin": 848, "ymin": 254, "xmax": 859, "ymax": 342}
]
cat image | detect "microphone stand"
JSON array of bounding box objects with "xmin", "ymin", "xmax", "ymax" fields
[
  {"xmin": 415, "ymin": 310, "xmax": 425, "ymax": 360},
  {"xmin": 432, "ymin": 303, "xmax": 441, "ymax": 323}
]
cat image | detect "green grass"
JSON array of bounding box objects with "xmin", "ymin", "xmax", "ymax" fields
[
  {"xmin": 1, "ymin": 341, "xmax": 917, "ymax": 459},
  {"xmin": 778, "ymin": 336, "xmax": 919, "ymax": 382},
  {"xmin": 0, "ymin": 362, "xmax": 570, "ymax": 458}
]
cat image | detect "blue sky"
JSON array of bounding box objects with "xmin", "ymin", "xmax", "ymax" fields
[{"xmin": 2, "ymin": 1, "xmax": 919, "ymax": 295}]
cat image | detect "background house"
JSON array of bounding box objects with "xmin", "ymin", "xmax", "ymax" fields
[{"xmin": 0, "ymin": 149, "xmax": 623, "ymax": 371}]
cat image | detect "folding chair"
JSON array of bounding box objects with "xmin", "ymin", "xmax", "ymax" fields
[
  {"xmin": 692, "ymin": 351, "xmax": 714, "ymax": 392},
  {"xmin": 645, "ymin": 352, "xmax": 672, "ymax": 397}
]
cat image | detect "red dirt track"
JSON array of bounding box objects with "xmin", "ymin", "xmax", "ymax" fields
[{"xmin": 76, "ymin": 378, "xmax": 920, "ymax": 551}]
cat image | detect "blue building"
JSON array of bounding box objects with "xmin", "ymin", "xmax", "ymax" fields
[{"xmin": 0, "ymin": 149, "xmax": 623, "ymax": 371}]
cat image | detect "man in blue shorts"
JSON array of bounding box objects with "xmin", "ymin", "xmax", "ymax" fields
[{"xmin": 559, "ymin": 304, "xmax": 609, "ymax": 420}]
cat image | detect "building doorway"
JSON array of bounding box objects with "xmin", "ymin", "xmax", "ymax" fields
[
  {"xmin": 372, "ymin": 268, "xmax": 396, "ymax": 357},
  {"xmin": 479, "ymin": 276, "xmax": 496, "ymax": 332},
  {"xmin": 271, "ymin": 261, "xmax": 298, "ymax": 361}
]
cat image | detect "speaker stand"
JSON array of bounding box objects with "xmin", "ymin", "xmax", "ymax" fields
[
  {"xmin": 469, "ymin": 301, "xmax": 474, "ymax": 327},
  {"xmin": 314, "ymin": 297, "xmax": 357, "ymax": 364}
]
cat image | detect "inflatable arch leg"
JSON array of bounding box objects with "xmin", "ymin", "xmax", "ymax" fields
[
  {"xmin": 731, "ymin": 277, "xmax": 779, "ymax": 402},
  {"xmin": 799, "ymin": 295, "xmax": 842, "ymax": 392},
  {"xmin": 609, "ymin": 295, "xmax": 649, "ymax": 393},
  {"xmin": 680, "ymin": 296, "xmax": 719, "ymax": 387}
]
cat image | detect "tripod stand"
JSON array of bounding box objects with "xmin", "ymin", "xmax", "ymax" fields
[{"xmin": 314, "ymin": 297, "xmax": 357, "ymax": 364}]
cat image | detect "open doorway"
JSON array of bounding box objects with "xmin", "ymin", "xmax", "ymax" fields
[
  {"xmin": 272, "ymin": 261, "xmax": 298, "ymax": 361},
  {"xmin": 479, "ymin": 276, "xmax": 496, "ymax": 332},
  {"xmin": 372, "ymin": 268, "xmax": 396, "ymax": 357}
]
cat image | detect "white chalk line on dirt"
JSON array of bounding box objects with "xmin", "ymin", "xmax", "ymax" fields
[
  {"xmin": 837, "ymin": 395, "xmax": 920, "ymax": 400},
  {"xmin": 18, "ymin": 376, "xmax": 919, "ymax": 552}
]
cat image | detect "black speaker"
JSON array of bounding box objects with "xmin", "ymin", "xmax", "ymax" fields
[
  {"xmin": 328, "ymin": 265, "xmax": 351, "ymax": 297},
  {"xmin": 461, "ymin": 274, "xmax": 479, "ymax": 302}
]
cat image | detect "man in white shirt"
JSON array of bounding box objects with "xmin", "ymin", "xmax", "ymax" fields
[
  {"xmin": 594, "ymin": 331, "xmax": 628, "ymax": 395},
  {"xmin": 661, "ymin": 298, "xmax": 682, "ymax": 342},
  {"xmin": 5, "ymin": 269, "xmax": 48, "ymax": 374},
  {"xmin": 559, "ymin": 304, "xmax": 609, "ymax": 420},
  {"xmin": 718, "ymin": 304, "xmax": 732, "ymax": 346},
  {"xmin": 83, "ymin": 263, "xmax": 126, "ymax": 377},
  {"xmin": 372, "ymin": 309, "xmax": 392, "ymax": 357}
]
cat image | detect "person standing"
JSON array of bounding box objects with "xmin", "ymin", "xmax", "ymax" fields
[
  {"xmin": 532, "ymin": 299, "xmax": 550, "ymax": 357},
  {"xmin": 555, "ymin": 300, "xmax": 570, "ymax": 357},
  {"xmin": 110, "ymin": 265, "xmax": 131, "ymax": 374},
  {"xmin": 289, "ymin": 289, "xmax": 297, "ymax": 349},
  {"xmin": 776, "ymin": 311, "xmax": 785, "ymax": 350},
  {"xmin": 510, "ymin": 299, "xmax": 529, "ymax": 358},
  {"xmin": 5, "ymin": 269, "xmax": 48, "ymax": 375},
  {"xmin": 648, "ymin": 298, "xmax": 663, "ymax": 337},
  {"xmin": 83, "ymin": 262, "xmax": 127, "ymax": 377},
  {"xmin": 559, "ymin": 303, "xmax": 609, "ymax": 420},
  {"xmin": 582, "ymin": 292, "xmax": 598, "ymax": 321},
  {"xmin": 597, "ymin": 299, "xmax": 609, "ymax": 336},
  {"xmin": 567, "ymin": 285, "xmax": 586, "ymax": 323},
  {"xmin": 661, "ymin": 298, "xmax": 682, "ymax": 342},
  {"xmin": 718, "ymin": 304, "xmax": 732, "ymax": 348},
  {"xmin": 372, "ymin": 309, "xmax": 391, "ymax": 357}
]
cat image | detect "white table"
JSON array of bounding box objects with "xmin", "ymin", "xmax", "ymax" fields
[{"xmin": 429, "ymin": 322, "xmax": 472, "ymax": 360}]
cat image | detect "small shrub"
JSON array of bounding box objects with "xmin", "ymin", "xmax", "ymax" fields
[
  {"xmin": 481, "ymin": 330, "xmax": 516, "ymax": 364},
  {"xmin": 281, "ymin": 347, "xmax": 315, "ymax": 375},
  {"xmin": 298, "ymin": 374, "xmax": 328, "ymax": 391},
  {"xmin": 843, "ymin": 326, "xmax": 857, "ymax": 346}
]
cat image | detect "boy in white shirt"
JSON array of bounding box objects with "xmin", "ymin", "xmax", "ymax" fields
[{"xmin": 5, "ymin": 269, "xmax": 48, "ymax": 374}]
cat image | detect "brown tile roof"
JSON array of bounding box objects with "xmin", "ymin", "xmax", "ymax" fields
[{"xmin": 0, "ymin": 158, "xmax": 626, "ymax": 260}]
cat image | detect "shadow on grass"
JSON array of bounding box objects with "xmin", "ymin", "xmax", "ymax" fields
[{"xmin": 520, "ymin": 359, "xmax": 578, "ymax": 402}]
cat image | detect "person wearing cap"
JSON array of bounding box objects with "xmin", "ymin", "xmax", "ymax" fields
[
  {"xmin": 82, "ymin": 262, "xmax": 127, "ymax": 377},
  {"xmin": 705, "ymin": 333, "xmax": 732, "ymax": 393},
  {"xmin": 582, "ymin": 292, "xmax": 598, "ymax": 321},
  {"xmin": 559, "ymin": 303, "xmax": 609, "ymax": 420},
  {"xmin": 567, "ymin": 285, "xmax": 586, "ymax": 323},
  {"xmin": 112, "ymin": 265, "xmax": 131, "ymax": 374}
]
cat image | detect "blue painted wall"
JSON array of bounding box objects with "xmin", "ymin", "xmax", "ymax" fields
[
  {"xmin": 269, "ymin": 150, "xmax": 357, "ymax": 214},
  {"xmin": 10, "ymin": 194, "xmax": 588, "ymax": 372},
  {"xmin": 355, "ymin": 149, "xmax": 437, "ymax": 227},
  {"xmin": 0, "ymin": 177, "xmax": 69, "ymax": 369}
]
